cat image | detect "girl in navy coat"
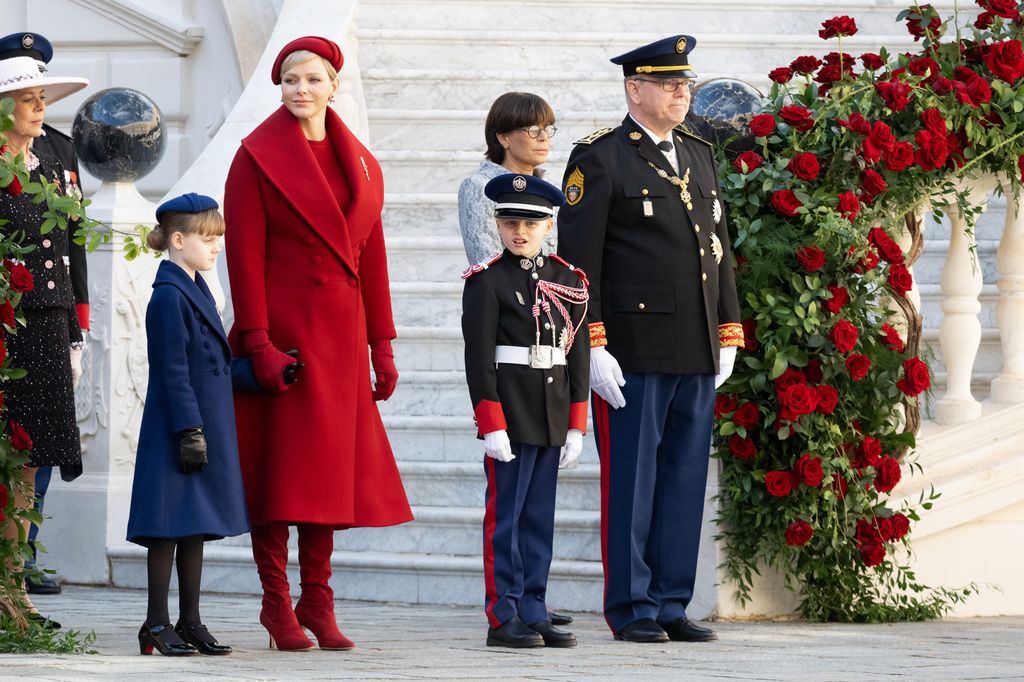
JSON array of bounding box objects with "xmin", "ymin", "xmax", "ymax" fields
[{"xmin": 127, "ymin": 193, "xmax": 249, "ymax": 656}]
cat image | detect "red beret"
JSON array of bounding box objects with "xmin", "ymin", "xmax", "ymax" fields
[{"xmin": 271, "ymin": 36, "xmax": 344, "ymax": 84}]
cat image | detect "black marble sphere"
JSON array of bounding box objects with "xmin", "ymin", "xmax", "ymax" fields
[
  {"xmin": 72, "ymin": 88, "xmax": 165, "ymax": 182},
  {"xmin": 686, "ymin": 78, "xmax": 764, "ymax": 158}
]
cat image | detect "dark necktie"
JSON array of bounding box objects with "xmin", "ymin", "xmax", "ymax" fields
[{"xmin": 657, "ymin": 140, "xmax": 673, "ymax": 153}]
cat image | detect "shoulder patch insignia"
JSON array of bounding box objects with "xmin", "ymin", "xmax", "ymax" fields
[
  {"xmin": 461, "ymin": 252, "xmax": 502, "ymax": 279},
  {"xmin": 574, "ymin": 127, "xmax": 614, "ymax": 145},
  {"xmin": 674, "ymin": 124, "xmax": 713, "ymax": 147},
  {"xmin": 564, "ymin": 166, "xmax": 585, "ymax": 206},
  {"xmin": 548, "ymin": 254, "xmax": 589, "ymax": 288}
]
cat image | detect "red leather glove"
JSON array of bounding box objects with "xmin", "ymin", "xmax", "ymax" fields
[
  {"xmin": 370, "ymin": 339, "xmax": 398, "ymax": 401},
  {"xmin": 241, "ymin": 329, "xmax": 296, "ymax": 393}
]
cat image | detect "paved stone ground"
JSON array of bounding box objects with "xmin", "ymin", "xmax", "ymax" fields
[{"xmin": 0, "ymin": 587, "xmax": 1021, "ymax": 681}]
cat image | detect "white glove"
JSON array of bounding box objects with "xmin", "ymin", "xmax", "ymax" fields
[
  {"xmin": 590, "ymin": 347, "xmax": 626, "ymax": 409},
  {"xmin": 70, "ymin": 345, "xmax": 84, "ymax": 389},
  {"xmin": 715, "ymin": 346, "xmax": 737, "ymax": 389},
  {"xmin": 483, "ymin": 429, "xmax": 515, "ymax": 462},
  {"xmin": 559, "ymin": 429, "xmax": 584, "ymax": 469}
]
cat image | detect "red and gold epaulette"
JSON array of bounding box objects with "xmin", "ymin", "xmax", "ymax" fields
[
  {"xmin": 461, "ymin": 252, "xmax": 502, "ymax": 279},
  {"xmin": 548, "ymin": 254, "xmax": 589, "ymax": 288}
]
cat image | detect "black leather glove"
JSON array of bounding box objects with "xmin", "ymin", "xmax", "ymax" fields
[
  {"xmin": 178, "ymin": 427, "xmax": 208, "ymax": 473},
  {"xmin": 283, "ymin": 348, "xmax": 305, "ymax": 385}
]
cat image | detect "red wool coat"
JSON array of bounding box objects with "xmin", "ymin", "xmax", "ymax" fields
[{"xmin": 224, "ymin": 106, "xmax": 412, "ymax": 529}]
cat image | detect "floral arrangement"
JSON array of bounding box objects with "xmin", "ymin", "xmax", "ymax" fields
[{"xmin": 712, "ymin": 2, "xmax": 1024, "ymax": 621}]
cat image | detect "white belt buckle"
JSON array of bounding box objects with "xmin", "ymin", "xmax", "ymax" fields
[{"xmin": 529, "ymin": 345, "xmax": 554, "ymax": 369}]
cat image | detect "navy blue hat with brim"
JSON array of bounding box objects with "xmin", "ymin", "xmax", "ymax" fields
[
  {"xmin": 611, "ymin": 34, "xmax": 697, "ymax": 79},
  {"xmin": 156, "ymin": 193, "xmax": 219, "ymax": 222},
  {"xmin": 0, "ymin": 32, "xmax": 53, "ymax": 63},
  {"xmin": 485, "ymin": 174, "xmax": 565, "ymax": 220}
]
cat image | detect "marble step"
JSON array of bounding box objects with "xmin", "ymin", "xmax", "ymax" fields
[
  {"xmin": 378, "ymin": 369, "xmax": 470, "ymax": 417},
  {"xmin": 382, "ymin": 193, "xmax": 462, "ymax": 237},
  {"xmin": 378, "ymin": 150, "xmax": 571, "ymax": 194},
  {"xmin": 386, "ymin": 235, "xmax": 472, "ymax": 282},
  {"xmin": 391, "ymin": 283, "xmax": 462, "ymax": 330}
]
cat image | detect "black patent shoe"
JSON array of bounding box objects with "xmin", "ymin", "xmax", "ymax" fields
[
  {"xmin": 660, "ymin": 617, "xmax": 718, "ymax": 642},
  {"xmin": 175, "ymin": 622, "xmax": 233, "ymax": 655},
  {"xmin": 26, "ymin": 574, "xmax": 62, "ymax": 595},
  {"xmin": 527, "ymin": 620, "xmax": 577, "ymax": 648},
  {"xmin": 548, "ymin": 610, "xmax": 573, "ymax": 626},
  {"xmin": 614, "ymin": 618, "xmax": 669, "ymax": 643},
  {"xmin": 486, "ymin": 615, "xmax": 544, "ymax": 648},
  {"xmin": 27, "ymin": 612, "xmax": 61, "ymax": 630},
  {"xmin": 138, "ymin": 623, "xmax": 198, "ymax": 656}
]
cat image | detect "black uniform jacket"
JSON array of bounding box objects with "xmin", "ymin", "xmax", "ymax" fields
[
  {"xmin": 556, "ymin": 115, "xmax": 743, "ymax": 375},
  {"xmin": 462, "ymin": 250, "xmax": 590, "ymax": 447}
]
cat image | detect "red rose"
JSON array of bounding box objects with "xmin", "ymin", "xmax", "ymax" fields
[
  {"xmin": 860, "ymin": 53, "xmax": 885, "ymax": 70},
  {"xmin": 874, "ymin": 456, "xmax": 902, "ymax": 493},
  {"xmin": 778, "ymin": 383, "xmax": 819, "ymax": 419},
  {"xmin": 846, "ymin": 353, "xmax": 871, "ymax": 380},
  {"xmin": 868, "ymin": 121, "xmax": 896, "ymax": 151},
  {"xmin": 774, "ymin": 367, "xmax": 807, "ymax": 391},
  {"xmin": 796, "ymin": 453, "xmax": 824, "ymax": 487},
  {"xmin": 9, "ymin": 420, "xmax": 33, "ymax": 451},
  {"xmin": 868, "ymin": 227, "xmax": 904, "ymax": 263},
  {"xmin": 906, "ymin": 5, "xmax": 942, "ymax": 41},
  {"xmin": 830, "ymin": 319, "xmax": 859, "ymax": 353},
  {"xmin": 883, "ymin": 140, "xmax": 915, "ymax": 172},
  {"xmin": 985, "ymin": 39, "xmax": 1024, "ymax": 82},
  {"xmin": 832, "ymin": 473, "xmax": 849, "ymax": 499},
  {"xmin": 914, "ymin": 128, "xmax": 950, "ymax": 170},
  {"xmin": 953, "ymin": 67, "xmax": 993, "ymax": 107},
  {"xmin": 742, "ymin": 319, "xmax": 759, "ymax": 351},
  {"xmin": 2, "ymin": 175, "xmax": 22, "ymax": 197},
  {"xmin": 981, "ymin": 0, "xmax": 1021, "ymax": 19},
  {"xmin": 897, "ymin": 357, "xmax": 931, "ymax": 396},
  {"xmin": 837, "ymin": 191, "xmax": 861, "ymax": 221},
  {"xmin": 750, "ymin": 113, "xmax": 777, "ymax": 137},
  {"xmin": 7, "ymin": 262, "xmax": 34, "ymax": 293},
  {"xmin": 856, "ymin": 517, "xmax": 882, "ymax": 545},
  {"xmin": 779, "ymin": 105, "xmax": 814, "ymax": 132},
  {"xmin": 975, "ymin": 11, "xmax": 994, "ymax": 29},
  {"xmin": 860, "ymin": 542, "xmax": 886, "ymax": 567},
  {"xmin": 860, "ymin": 169, "xmax": 888, "ymax": 202},
  {"xmin": 0, "ymin": 300, "xmax": 14, "ymax": 328},
  {"xmin": 787, "ymin": 152, "xmax": 820, "ymax": 181},
  {"xmin": 819, "ymin": 15, "xmax": 858, "ymax": 39},
  {"xmin": 875, "ymin": 78, "xmax": 912, "ymax": 112},
  {"xmin": 908, "ymin": 56, "xmax": 940, "ymax": 82},
  {"xmin": 805, "ymin": 358, "xmax": 823, "ymax": 383},
  {"xmin": 838, "ymin": 112, "xmax": 870, "ymax": 135},
  {"xmin": 733, "ymin": 150, "xmax": 764, "ymax": 174},
  {"xmin": 881, "ymin": 323, "xmax": 906, "ymax": 353},
  {"xmin": 816, "ymin": 385, "xmax": 839, "ymax": 414},
  {"xmin": 888, "ymin": 263, "xmax": 914, "ymax": 296},
  {"xmin": 921, "ymin": 108, "xmax": 947, "ymax": 136},
  {"xmin": 728, "ymin": 434, "xmax": 758, "ymax": 460},
  {"xmin": 768, "ymin": 66, "xmax": 794, "ymax": 83},
  {"xmin": 785, "ymin": 520, "xmax": 814, "ymax": 546},
  {"xmin": 795, "ymin": 244, "xmax": 825, "ymax": 272},
  {"xmin": 859, "ymin": 436, "xmax": 883, "ymax": 467},
  {"xmin": 824, "ymin": 285, "xmax": 849, "ymax": 315},
  {"xmin": 715, "ymin": 394, "xmax": 738, "ymax": 420},
  {"xmin": 731, "ymin": 402, "xmax": 760, "ymax": 429},
  {"xmin": 891, "ymin": 512, "xmax": 910, "ymax": 540},
  {"xmin": 772, "ymin": 190, "xmax": 803, "ymax": 217},
  {"xmin": 765, "ymin": 470, "xmax": 794, "ymax": 497},
  {"xmin": 790, "ymin": 55, "xmax": 823, "ymax": 74}
]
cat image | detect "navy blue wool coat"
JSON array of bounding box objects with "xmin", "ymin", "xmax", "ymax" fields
[{"xmin": 127, "ymin": 260, "xmax": 249, "ymax": 545}]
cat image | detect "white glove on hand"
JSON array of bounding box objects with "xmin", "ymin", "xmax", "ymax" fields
[
  {"xmin": 590, "ymin": 346, "xmax": 626, "ymax": 409},
  {"xmin": 483, "ymin": 429, "xmax": 515, "ymax": 462},
  {"xmin": 715, "ymin": 346, "xmax": 737, "ymax": 389},
  {"xmin": 70, "ymin": 345, "xmax": 83, "ymax": 389},
  {"xmin": 559, "ymin": 429, "xmax": 584, "ymax": 469}
]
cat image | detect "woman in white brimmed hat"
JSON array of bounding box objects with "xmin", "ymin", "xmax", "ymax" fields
[{"xmin": 0, "ymin": 54, "xmax": 87, "ymax": 631}]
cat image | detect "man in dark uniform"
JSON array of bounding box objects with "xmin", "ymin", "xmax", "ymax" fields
[
  {"xmin": 0, "ymin": 31, "xmax": 90, "ymax": 595},
  {"xmin": 462, "ymin": 174, "xmax": 590, "ymax": 648},
  {"xmin": 557, "ymin": 35, "xmax": 743, "ymax": 643}
]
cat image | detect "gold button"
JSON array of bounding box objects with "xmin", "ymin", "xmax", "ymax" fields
[
  {"xmin": 694, "ymin": 224, "xmax": 701, "ymax": 233},
  {"xmin": 702, "ymin": 273, "xmax": 708, "ymax": 282},
  {"xmin": 642, "ymin": 188, "xmax": 649, "ymax": 196},
  {"xmin": 700, "ymin": 248, "xmax": 705, "ymax": 256},
  {"xmin": 638, "ymin": 303, "xmax": 646, "ymax": 310}
]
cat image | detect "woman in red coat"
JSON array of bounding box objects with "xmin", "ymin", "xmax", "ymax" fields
[{"xmin": 224, "ymin": 36, "xmax": 412, "ymax": 651}]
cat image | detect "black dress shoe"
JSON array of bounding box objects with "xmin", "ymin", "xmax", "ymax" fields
[
  {"xmin": 26, "ymin": 574, "xmax": 62, "ymax": 595},
  {"xmin": 548, "ymin": 610, "xmax": 573, "ymax": 626},
  {"xmin": 527, "ymin": 620, "xmax": 577, "ymax": 647},
  {"xmin": 175, "ymin": 622, "xmax": 233, "ymax": 655},
  {"xmin": 486, "ymin": 615, "xmax": 544, "ymax": 648},
  {"xmin": 614, "ymin": 618, "xmax": 669, "ymax": 643},
  {"xmin": 138, "ymin": 623, "xmax": 197, "ymax": 656},
  {"xmin": 661, "ymin": 617, "xmax": 718, "ymax": 642},
  {"xmin": 27, "ymin": 612, "xmax": 61, "ymax": 630}
]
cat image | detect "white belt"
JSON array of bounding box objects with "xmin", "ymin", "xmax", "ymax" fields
[{"xmin": 494, "ymin": 345, "xmax": 566, "ymax": 366}]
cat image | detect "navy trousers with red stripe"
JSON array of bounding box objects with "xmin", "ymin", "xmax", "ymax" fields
[
  {"xmin": 593, "ymin": 372, "xmax": 714, "ymax": 634},
  {"xmin": 482, "ymin": 443, "xmax": 560, "ymax": 628}
]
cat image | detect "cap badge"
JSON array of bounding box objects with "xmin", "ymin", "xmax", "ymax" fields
[
  {"xmin": 22, "ymin": 34, "xmax": 34, "ymax": 49},
  {"xmin": 629, "ymin": 131, "xmax": 642, "ymax": 141},
  {"xmin": 676, "ymin": 36, "xmax": 687, "ymax": 53},
  {"xmin": 512, "ymin": 175, "xmax": 527, "ymax": 192},
  {"xmin": 564, "ymin": 166, "xmax": 584, "ymax": 206}
]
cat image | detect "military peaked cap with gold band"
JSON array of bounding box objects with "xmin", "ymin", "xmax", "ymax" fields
[{"xmin": 610, "ymin": 34, "xmax": 697, "ymax": 79}]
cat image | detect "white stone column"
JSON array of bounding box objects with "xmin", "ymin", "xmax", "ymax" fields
[{"xmin": 992, "ymin": 181, "xmax": 1024, "ymax": 402}]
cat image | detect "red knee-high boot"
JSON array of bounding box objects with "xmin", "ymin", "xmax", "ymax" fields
[
  {"xmin": 294, "ymin": 523, "xmax": 354, "ymax": 650},
  {"xmin": 250, "ymin": 522, "xmax": 314, "ymax": 651}
]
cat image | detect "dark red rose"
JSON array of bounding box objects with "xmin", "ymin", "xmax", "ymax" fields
[
  {"xmin": 860, "ymin": 542, "xmax": 886, "ymax": 566},
  {"xmin": 874, "ymin": 456, "xmax": 902, "ymax": 493},
  {"xmin": 785, "ymin": 520, "xmax": 814, "ymax": 546},
  {"xmin": 846, "ymin": 353, "xmax": 871, "ymax": 380},
  {"xmin": 7, "ymin": 262, "xmax": 34, "ymax": 293},
  {"xmin": 830, "ymin": 319, "xmax": 859, "ymax": 353},
  {"xmin": 732, "ymin": 401, "xmax": 761, "ymax": 429},
  {"xmin": 715, "ymin": 394, "xmax": 738, "ymax": 420},
  {"xmin": 860, "ymin": 52, "xmax": 885, "ymax": 70},
  {"xmin": 742, "ymin": 319, "xmax": 759, "ymax": 351},
  {"xmin": 920, "ymin": 108, "xmax": 947, "ymax": 136},
  {"xmin": 832, "ymin": 473, "xmax": 849, "ymax": 499},
  {"xmin": 795, "ymin": 244, "xmax": 825, "ymax": 272},
  {"xmin": 888, "ymin": 263, "xmax": 914, "ymax": 296},
  {"xmin": 953, "ymin": 67, "xmax": 993, "ymax": 107},
  {"xmin": 2, "ymin": 175, "xmax": 22, "ymax": 197},
  {"xmin": 816, "ymin": 385, "xmax": 839, "ymax": 414},
  {"xmin": 891, "ymin": 512, "xmax": 910, "ymax": 540},
  {"xmin": 850, "ymin": 245, "xmax": 880, "ymax": 273},
  {"xmin": 837, "ymin": 191, "xmax": 861, "ymax": 221},
  {"xmin": 824, "ymin": 285, "xmax": 849, "ymax": 315},
  {"xmin": 897, "ymin": 357, "xmax": 931, "ymax": 396},
  {"xmin": 779, "ymin": 105, "xmax": 814, "ymax": 132},
  {"xmin": 819, "ymin": 15, "xmax": 858, "ymax": 39},
  {"xmin": 906, "ymin": 5, "xmax": 942, "ymax": 41},
  {"xmin": 791, "ymin": 55, "xmax": 823, "ymax": 74},
  {"xmin": 796, "ymin": 453, "xmax": 824, "ymax": 487},
  {"xmin": 860, "ymin": 436, "xmax": 883, "ymax": 467},
  {"xmin": 976, "ymin": 10, "xmax": 995, "ymax": 28},
  {"xmin": 750, "ymin": 113, "xmax": 777, "ymax": 137},
  {"xmin": 869, "ymin": 121, "xmax": 896, "ymax": 151},
  {"xmin": 908, "ymin": 56, "xmax": 941, "ymax": 82},
  {"xmin": 856, "ymin": 517, "xmax": 882, "ymax": 545},
  {"xmin": 876, "ymin": 78, "xmax": 912, "ymax": 112},
  {"xmin": 765, "ymin": 470, "xmax": 794, "ymax": 497},
  {"xmin": 837, "ymin": 112, "xmax": 871, "ymax": 135},
  {"xmin": 769, "ymin": 66, "xmax": 794, "ymax": 83},
  {"xmin": 883, "ymin": 140, "xmax": 915, "ymax": 172},
  {"xmin": 980, "ymin": 0, "xmax": 1021, "ymax": 19},
  {"xmin": 868, "ymin": 227, "xmax": 904, "ymax": 263},
  {"xmin": 860, "ymin": 169, "xmax": 888, "ymax": 203},
  {"xmin": 881, "ymin": 323, "xmax": 906, "ymax": 353},
  {"xmin": 733, "ymin": 150, "xmax": 764, "ymax": 174},
  {"xmin": 9, "ymin": 420, "xmax": 33, "ymax": 451},
  {"xmin": 805, "ymin": 358, "xmax": 823, "ymax": 383},
  {"xmin": 0, "ymin": 300, "xmax": 14, "ymax": 328},
  {"xmin": 772, "ymin": 190, "xmax": 803, "ymax": 217},
  {"xmin": 778, "ymin": 383, "xmax": 819, "ymax": 419},
  {"xmin": 985, "ymin": 39, "xmax": 1024, "ymax": 82},
  {"xmin": 774, "ymin": 367, "xmax": 807, "ymax": 391},
  {"xmin": 728, "ymin": 434, "xmax": 758, "ymax": 460},
  {"xmin": 786, "ymin": 152, "xmax": 821, "ymax": 181}
]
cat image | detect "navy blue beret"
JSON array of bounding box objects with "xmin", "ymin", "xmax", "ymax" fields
[
  {"xmin": 0, "ymin": 32, "xmax": 53, "ymax": 63},
  {"xmin": 155, "ymin": 193, "xmax": 219, "ymax": 222},
  {"xmin": 485, "ymin": 174, "xmax": 564, "ymax": 220},
  {"xmin": 611, "ymin": 35, "xmax": 697, "ymax": 79}
]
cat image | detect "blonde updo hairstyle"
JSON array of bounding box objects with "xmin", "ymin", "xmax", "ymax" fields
[
  {"xmin": 279, "ymin": 50, "xmax": 339, "ymax": 82},
  {"xmin": 147, "ymin": 209, "xmax": 225, "ymax": 252}
]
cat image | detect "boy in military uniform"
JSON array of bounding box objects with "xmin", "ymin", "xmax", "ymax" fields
[{"xmin": 461, "ymin": 174, "xmax": 590, "ymax": 648}]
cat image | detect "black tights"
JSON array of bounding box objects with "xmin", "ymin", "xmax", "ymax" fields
[{"xmin": 145, "ymin": 536, "xmax": 204, "ymax": 627}]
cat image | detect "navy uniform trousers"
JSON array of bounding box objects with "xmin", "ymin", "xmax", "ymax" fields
[
  {"xmin": 592, "ymin": 372, "xmax": 714, "ymax": 634},
  {"xmin": 482, "ymin": 442, "xmax": 560, "ymax": 628}
]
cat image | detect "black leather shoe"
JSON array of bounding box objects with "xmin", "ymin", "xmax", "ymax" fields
[
  {"xmin": 27, "ymin": 612, "xmax": 61, "ymax": 630},
  {"xmin": 26, "ymin": 574, "xmax": 62, "ymax": 595},
  {"xmin": 661, "ymin": 617, "xmax": 718, "ymax": 642},
  {"xmin": 138, "ymin": 623, "xmax": 197, "ymax": 656},
  {"xmin": 527, "ymin": 620, "xmax": 577, "ymax": 647},
  {"xmin": 486, "ymin": 615, "xmax": 544, "ymax": 648},
  {"xmin": 614, "ymin": 618, "xmax": 669, "ymax": 643},
  {"xmin": 548, "ymin": 610, "xmax": 573, "ymax": 626},
  {"xmin": 175, "ymin": 622, "xmax": 233, "ymax": 655}
]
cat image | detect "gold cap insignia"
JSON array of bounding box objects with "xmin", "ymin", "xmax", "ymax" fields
[{"xmin": 676, "ymin": 36, "xmax": 687, "ymax": 53}]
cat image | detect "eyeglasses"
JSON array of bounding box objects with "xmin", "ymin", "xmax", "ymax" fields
[
  {"xmin": 634, "ymin": 78, "xmax": 696, "ymax": 94},
  {"xmin": 514, "ymin": 125, "xmax": 558, "ymax": 139}
]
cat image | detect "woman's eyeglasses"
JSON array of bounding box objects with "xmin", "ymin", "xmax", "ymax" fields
[{"xmin": 515, "ymin": 125, "xmax": 558, "ymax": 139}]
